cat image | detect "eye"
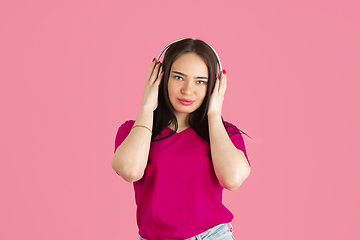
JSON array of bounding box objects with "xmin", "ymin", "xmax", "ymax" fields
[
  {"xmin": 174, "ymin": 75, "xmax": 183, "ymax": 81},
  {"xmin": 196, "ymin": 80, "xmax": 207, "ymax": 85}
]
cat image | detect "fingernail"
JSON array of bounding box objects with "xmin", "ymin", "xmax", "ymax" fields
[
  {"xmin": 222, "ymin": 69, "xmax": 226, "ymax": 74},
  {"xmin": 152, "ymin": 58, "xmax": 156, "ymax": 62},
  {"xmin": 156, "ymin": 61, "xmax": 161, "ymax": 65},
  {"xmin": 161, "ymin": 70, "xmax": 164, "ymax": 74},
  {"xmin": 218, "ymin": 76, "xmax": 220, "ymax": 80}
]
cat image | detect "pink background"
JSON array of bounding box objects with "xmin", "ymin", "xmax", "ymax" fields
[{"xmin": 1, "ymin": 0, "xmax": 359, "ymax": 239}]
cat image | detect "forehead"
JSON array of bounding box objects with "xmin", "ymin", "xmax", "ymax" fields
[{"xmin": 171, "ymin": 53, "xmax": 208, "ymax": 76}]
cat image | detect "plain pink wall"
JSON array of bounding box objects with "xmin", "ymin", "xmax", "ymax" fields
[{"xmin": 1, "ymin": 0, "xmax": 359, "ymax": 239}]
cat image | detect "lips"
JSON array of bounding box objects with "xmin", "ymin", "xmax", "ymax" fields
[{"xmin": 178, "ymin": 98, "xmax": 195, "ymax": 106}]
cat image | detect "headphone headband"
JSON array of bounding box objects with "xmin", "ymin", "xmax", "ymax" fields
[{"xmin": 156, "ymin": 38, "xmax": 222, "ymax": 77}]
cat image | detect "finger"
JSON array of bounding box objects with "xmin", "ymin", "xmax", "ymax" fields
[
  {"xmin": 149, "ymin": 61, "xmax": 162, "ymax": 83},
  {"xmin": 213, "ymin": 76, "xmax": 220, "ymax": 93},
  {"xmin": 219, "ymin": 70, "xmax": 227, "ymax": 95},
  {"xmin": 146, "ymin": 58, "xmax": 157, "ymax": 82},
  {"xmin": 154, "ymin": 70, "xmax": 164, "ymax": 86}
]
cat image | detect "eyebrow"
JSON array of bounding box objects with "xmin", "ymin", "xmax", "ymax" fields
[{"xmin": 172, "ymin": 71, "xmax": 208, "ymax": 80}]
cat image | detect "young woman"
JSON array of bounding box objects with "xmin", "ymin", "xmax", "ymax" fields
[{"xmin": 112, "ymin": 38, "xmax": 251, "ymax": 240}]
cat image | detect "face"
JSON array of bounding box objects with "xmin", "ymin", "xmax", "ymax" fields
[{"xmin": 167, "ymin": 52, "xmax": 208, "ymax": 119}]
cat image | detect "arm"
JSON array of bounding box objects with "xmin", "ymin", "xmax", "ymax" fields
[
  {"xmin": 111, "ymin": 59, "xmax": 163, "ymax": 182},
  {"xmin": 208, "ymin": 115, "xmax": 250, "ymax": 191},
  {"xmin": 208, "ymin": 70, "xmax": 251, "ymax": 191}
]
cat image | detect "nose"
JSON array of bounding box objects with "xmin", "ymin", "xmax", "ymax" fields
[{"xmin": 181, "ymin": 81, "xmax": 192, "ymax": 95}]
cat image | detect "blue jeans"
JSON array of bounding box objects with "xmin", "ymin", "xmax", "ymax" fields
[{"xmin": 139, "ymin": 223, "xmax": 235, "ymax": 240}]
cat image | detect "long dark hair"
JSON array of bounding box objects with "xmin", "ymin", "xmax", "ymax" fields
[{"xmin": 152, "ymin": 38, "xmax": 244, "ymax": 143}]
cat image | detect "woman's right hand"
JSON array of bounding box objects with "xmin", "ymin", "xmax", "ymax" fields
[{"xmin": 141, "ymin": 58, "xmax": 164, "ymax": 111}]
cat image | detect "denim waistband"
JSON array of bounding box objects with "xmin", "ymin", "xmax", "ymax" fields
[{"xmin": 139, "ymin": 223, "xmax": 234, "ymax": 240}]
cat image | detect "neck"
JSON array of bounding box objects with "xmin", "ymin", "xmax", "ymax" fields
[{"xmin": 170, "ymin": 113, "xmax": 190, "ymax": 132}]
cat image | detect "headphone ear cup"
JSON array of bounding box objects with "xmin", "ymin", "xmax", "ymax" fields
[{"xmin": 157, "ymin": 65, "xmax": 163, "ymax": 78}]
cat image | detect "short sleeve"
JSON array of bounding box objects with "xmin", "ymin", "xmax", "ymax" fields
[
  {"xmin": 114, "ymin": 120, "xmax": 135, "ymax": 153},
  {"xmin": 224, "ymin": 121, "xmax": 251, "ymax": 166}
]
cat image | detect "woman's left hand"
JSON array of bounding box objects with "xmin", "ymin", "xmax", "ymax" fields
[{"xmin": 208, "ymin": 70, "xmax": 227, "ymax": 117}]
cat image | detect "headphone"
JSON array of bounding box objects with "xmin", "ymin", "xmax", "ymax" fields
[{"xmin": 156, "ymin": 38, "xmax": 223, "ymax": 78}]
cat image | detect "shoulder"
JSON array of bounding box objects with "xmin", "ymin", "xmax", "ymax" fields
[
  {"xmin": 114, "ymin": 120, "xmax": 135, "ymax": 151},
  {"xmin": 223, "ymin": 120, "xmax": 241, "ymax": 133},
  {"xmin": 223, "ymin": 120, "xmax": 249, "ymax": 162},
  {"xmin": 119, "ymin": 120, "xmax": 135, "ymax": 129}
]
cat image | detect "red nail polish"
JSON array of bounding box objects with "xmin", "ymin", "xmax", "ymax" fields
[
  {"xmin": 152, "ymin": 58, "xmax": 156, "ymax": 62},
  {"xmin": 156, "ymin": 61, "xmax": 161, "ymax": 65},
  {"xmin": 161, "ymin": 70, "xmax": 164, "ymax": 73},
  {"xmin": 218, "ymin": 76, "xmax": 220, "ymax": 80},
  {"xmin": 222, "ymin": 69, "xmax": 226, "ymax": 74}
]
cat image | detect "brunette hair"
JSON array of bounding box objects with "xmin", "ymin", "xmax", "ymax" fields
[{"xmin": 152, "ymin": 38, "xmax": 248, "ymax": 143}]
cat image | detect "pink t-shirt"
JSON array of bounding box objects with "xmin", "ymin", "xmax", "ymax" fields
[{"xmin": 114, "ymin": 120, "xmax": 249, "ymax": 240}]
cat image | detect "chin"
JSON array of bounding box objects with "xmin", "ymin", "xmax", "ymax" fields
[{"xmin": 174, "ymin": 106, "xmax": 199, "ymax": 115}]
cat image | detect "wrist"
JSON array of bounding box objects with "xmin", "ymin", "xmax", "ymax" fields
[
  {"xmin": 136, "ymin": 106, "xmax": 154, "ymax": 127},
  {"xmin": 207, "ymin": 112, "xmax": 222, "ymax": 121},
  {"xmin": 140, "ymin": 104, "xmax": 155, "ymax": 114}
]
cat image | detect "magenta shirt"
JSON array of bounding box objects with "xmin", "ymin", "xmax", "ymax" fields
[{"xmin": 114, "ymin": 120, "xmax": 249, "ymax": 240}]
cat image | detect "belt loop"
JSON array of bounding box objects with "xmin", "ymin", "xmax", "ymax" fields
[{"xmin": 228, "ymin": 223, "xmax": 233, "ymax": 233}]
